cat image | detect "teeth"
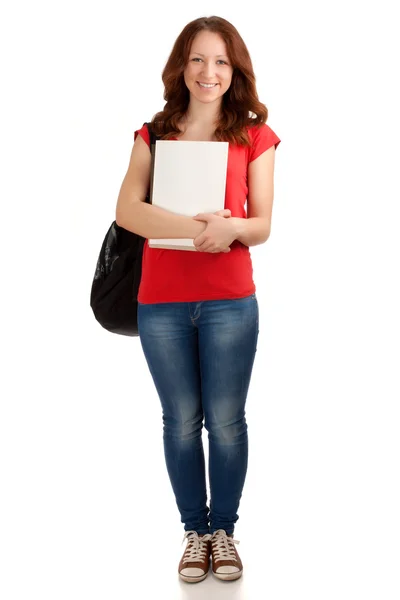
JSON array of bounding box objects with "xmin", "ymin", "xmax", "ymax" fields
[{"xmin": 198, "ymin": 82, "xmax": 217, "ymax": 88}]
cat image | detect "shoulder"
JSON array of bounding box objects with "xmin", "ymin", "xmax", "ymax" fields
[
  {"xmin": 134, "ymin": 122, "xmax": 150, "ymax": 147},
  {"xmin": 246, "ymin": 121, "xmax": 281, "ymax": 162}
]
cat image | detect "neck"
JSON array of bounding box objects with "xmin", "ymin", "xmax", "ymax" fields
[{"xmin": 184, "ymin": 97, "xmax": 222, "ymax": 127}]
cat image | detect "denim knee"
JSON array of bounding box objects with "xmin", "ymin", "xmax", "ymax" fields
[
  {"xmin": 206, "ymin": 415, "xmax": 248, "ymax": 445},
  {"xmin": 163, "ymin": 410, "xmax": 204, "ymax": 442}
]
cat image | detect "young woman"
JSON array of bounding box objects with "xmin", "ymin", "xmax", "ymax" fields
[{"xmin": 116, "ymin": 15, "xmax": 281, "ymax": 583}]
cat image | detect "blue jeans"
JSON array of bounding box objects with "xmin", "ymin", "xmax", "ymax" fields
[{"xmin": 137, "ymin": 293, "xmax": 259, "ymax": 535}]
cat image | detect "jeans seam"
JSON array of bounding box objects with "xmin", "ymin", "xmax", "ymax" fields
[{"xmin": 188, "ymin": 302, "xmax": 201, "ymax": 324}]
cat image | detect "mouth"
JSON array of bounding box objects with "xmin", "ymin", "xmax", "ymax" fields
[{"xmin": 197, "ymin": 82, "xmax": 219, "ymax": 89}]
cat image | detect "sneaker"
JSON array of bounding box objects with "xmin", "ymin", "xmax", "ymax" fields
[
  {"xmin": 210, "ymin": 529, "xmax": 243, "ymax": 581},
  {"xmin": 178, "ymin": 531, "xmax": 212, "ymax": 583}
]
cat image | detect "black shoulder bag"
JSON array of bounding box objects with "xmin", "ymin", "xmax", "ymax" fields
[{"xmin": 90, "ymin": 122, "xmax": 159, "ymax": 336}]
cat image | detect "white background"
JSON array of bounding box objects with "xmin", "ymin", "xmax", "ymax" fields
[{"xmin": 1, "ymin": 1, "xmax": 399, "ymax": 599}]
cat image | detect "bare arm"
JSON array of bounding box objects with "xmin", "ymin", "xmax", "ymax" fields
[
  {"xmin": 230, "ymin": 145, "xmax": 276, "ymax": 246},
  {"xmin": 115, "ymin": 134, "xmax": 206, "ymax": 239},
  {"xmin": 230, "ymin": 216, "xmax": 271, "ymax": 247}
]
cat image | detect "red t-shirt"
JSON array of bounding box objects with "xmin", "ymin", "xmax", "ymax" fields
[{"xmin": 134, "ymin": 122, "xmax": 281, "ymax": 303}]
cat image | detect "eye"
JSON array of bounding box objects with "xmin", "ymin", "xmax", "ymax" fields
[{"xmin": 191, "ymin": 58, "xmax": 228, "ymax": 65}]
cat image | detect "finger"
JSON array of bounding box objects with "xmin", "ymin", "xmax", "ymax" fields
[
  {"xmin": 194, "ymin": 233, "xmax": 207, "ymax": 247},
  {"xmin": 196, "ymin": 237, "xmax": 216, "ymax": 252},
  {"xmin": 193, "ymin": 213, "xmax": 211, "ymax": 221},
  {"xmin": 204, "ymin": 246, "xmax": 231, "ymax": 253},
  {"xmin": 214, "ymin": 209, "xmax": 231, "ymax": 218},
  {"xmin": 195, "ymin": 242, "xmax": 212, "ymax": 252}
]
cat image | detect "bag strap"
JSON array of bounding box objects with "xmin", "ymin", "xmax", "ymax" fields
[
  {"xmin": 145, "ymin": 121, "xmax": 157, "ymax": 147},
  {"xmin": 145, "ymin": 122, "xmax": 158, "ymax": 203}
]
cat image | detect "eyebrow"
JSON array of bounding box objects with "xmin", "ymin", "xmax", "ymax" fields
[{"xmin": 191, "ymin": 52, "xmax": 228, "ymax": 58}]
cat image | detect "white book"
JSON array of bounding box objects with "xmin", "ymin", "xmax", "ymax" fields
[{"xmin": 148, "ymin": 140, "xmax": 229, "ymax": 250}]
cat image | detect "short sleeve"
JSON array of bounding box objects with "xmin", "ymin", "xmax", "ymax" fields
[
  {"xmin": 134, "ymin": 123, "xmax": 150, "ymax": 147},
  {"xmin": 248, "ymin": 123, "xmax": 281, "ymax": 162}
]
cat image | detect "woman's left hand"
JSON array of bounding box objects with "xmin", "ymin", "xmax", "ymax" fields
[{"xmin": 192, "ymin": 212, "xmax": 237, "ymax": 253}]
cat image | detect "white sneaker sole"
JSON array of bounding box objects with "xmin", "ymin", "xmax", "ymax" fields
[
  {"xmin": 213, "ymin": 569, "xmax": 243, "ymax": 581},
  {"xmin": 179, "ymin": 571, "xmax": 208, "ymax": 583}
]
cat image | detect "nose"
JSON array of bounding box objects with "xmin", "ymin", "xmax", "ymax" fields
[{"xmin": 201, "ymin": 61, "xmax": 216, "ymax": 79}]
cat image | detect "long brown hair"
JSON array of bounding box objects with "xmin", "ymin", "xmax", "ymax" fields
[{"xmin": 150, "ymin": 16, "xmax": 269, "ymax": 146}]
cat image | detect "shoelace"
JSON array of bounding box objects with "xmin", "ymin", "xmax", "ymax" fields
[
  {"xmin": 211, "ymin": 529, "xmax": 240, "ymax": 562},
  {"xmin": 182, "ymin": 531, "xmax": 212, "ymax": 563}
]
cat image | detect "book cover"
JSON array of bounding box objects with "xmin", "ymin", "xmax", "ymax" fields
[{"xmin": 148, "ymin": 140, "xmax": 229, "ymax": 251}]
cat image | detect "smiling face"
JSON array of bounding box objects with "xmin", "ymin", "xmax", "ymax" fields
[{"xmin": 183, "ymin": 30, "xmax": 233, "ymax": 106}]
